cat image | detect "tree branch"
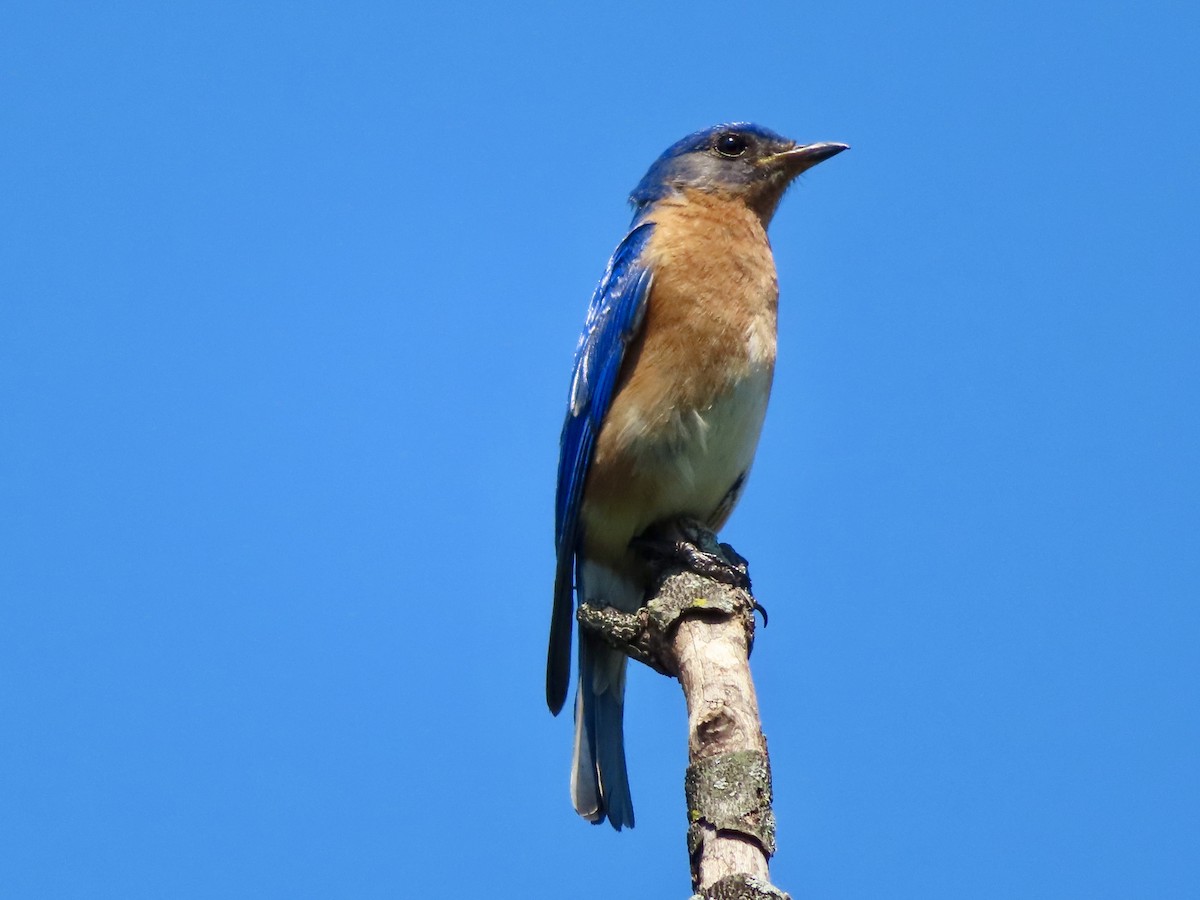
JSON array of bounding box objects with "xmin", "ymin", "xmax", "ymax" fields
[{"xmin": 577, "ymin": 521, "xmax": 789, "ymax": 899}]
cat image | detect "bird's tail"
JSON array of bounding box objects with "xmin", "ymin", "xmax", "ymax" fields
[{"xmin": 571, "ymin": 634, "xmax": 634, "ymax": 830}]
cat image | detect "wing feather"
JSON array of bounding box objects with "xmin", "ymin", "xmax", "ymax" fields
[{"xmin": 546, "ymin": 222, "xmax": 655, "ymax": 714}]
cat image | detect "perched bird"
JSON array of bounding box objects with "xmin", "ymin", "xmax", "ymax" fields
[{"xmin": 548, "ymin": 123, "xmax": 847, "ymax": 829}]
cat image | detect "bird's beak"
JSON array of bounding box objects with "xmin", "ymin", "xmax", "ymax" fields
[{"xmin": 768, "ymin": 141, "xmax": 849, "ymax": 175}]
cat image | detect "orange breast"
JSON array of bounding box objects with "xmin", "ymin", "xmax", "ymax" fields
[{"xmin": 581, "ymin": 190, "xmax": 779, "ymax": 568}]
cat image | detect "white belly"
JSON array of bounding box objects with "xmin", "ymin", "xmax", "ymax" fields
[
  {"xmin": 580, "ymin": 364, "xmax": 772, "ymax": 612},
  {"xmin": 631, "ymin": 362, "xmax": 772, "ymax": 522}
]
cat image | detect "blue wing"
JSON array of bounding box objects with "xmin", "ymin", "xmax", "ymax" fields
[{"xmin": 546, "ymin": 221, "xmax": 655, "ymax": 714}]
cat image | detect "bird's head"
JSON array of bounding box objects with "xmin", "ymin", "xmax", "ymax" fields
[{"xmin": 630, "ymin": 123, "xmax": 847, "ymax": 223}]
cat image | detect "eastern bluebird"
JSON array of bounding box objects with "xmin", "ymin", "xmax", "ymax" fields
[{"xmin": 547, "ymin": 123, "xmax": 847, "ymax": 829}]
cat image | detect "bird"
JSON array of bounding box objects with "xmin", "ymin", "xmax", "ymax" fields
[{"xmin": 547, "ymin": 123, "xmax": 847, "ymax": 830}]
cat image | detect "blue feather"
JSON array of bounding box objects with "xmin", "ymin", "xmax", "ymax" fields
[{"xmin": 545, "ymin": 221, "xmax": 655, "ymax": 716}]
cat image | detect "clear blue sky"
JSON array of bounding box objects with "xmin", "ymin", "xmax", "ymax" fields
[{"xmin": 2, "ymin": 2, "xmax": 1197, "ymax": 897}]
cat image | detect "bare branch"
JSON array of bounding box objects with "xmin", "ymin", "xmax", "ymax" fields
[{"xmin": 577, "ymin": 521, "xmax": 789, "ymax": 899}]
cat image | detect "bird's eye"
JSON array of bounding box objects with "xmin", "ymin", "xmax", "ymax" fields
[{"xmin": 715, "ymin": 133, "xmax": 749, "ymax": 158}]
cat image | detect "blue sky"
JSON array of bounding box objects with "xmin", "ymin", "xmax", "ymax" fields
[{"xmin": 2, "ymin": 1, "xmax": 1197, "ymax": 897}]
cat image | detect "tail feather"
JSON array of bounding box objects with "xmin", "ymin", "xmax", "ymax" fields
[{"xmin": 571, "ymin": 635, "xmax": 635, "ymax": 830}]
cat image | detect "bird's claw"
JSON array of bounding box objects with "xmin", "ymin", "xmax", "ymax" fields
[{"xmin": 632, "ymin": 518, "xmax": 751, "ymax": 590}]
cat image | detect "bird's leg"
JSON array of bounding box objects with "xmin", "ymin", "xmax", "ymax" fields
[{"xmin": 632, "ymin": 517, "xmax": 752, "ymax": 591}]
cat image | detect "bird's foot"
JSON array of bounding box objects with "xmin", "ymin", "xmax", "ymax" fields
[
  {"xmin": 632, "ymin": 517, "xmax": 751, "ymax": 590},
  {"xmin": 581, "ymin": 518, "xmax": 762, "ymax": 674}
]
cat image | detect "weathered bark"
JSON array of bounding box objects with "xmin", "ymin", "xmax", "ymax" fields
[{"xmin": 577, "ymin": 523, "xmax": 788, "ymax": 900}]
